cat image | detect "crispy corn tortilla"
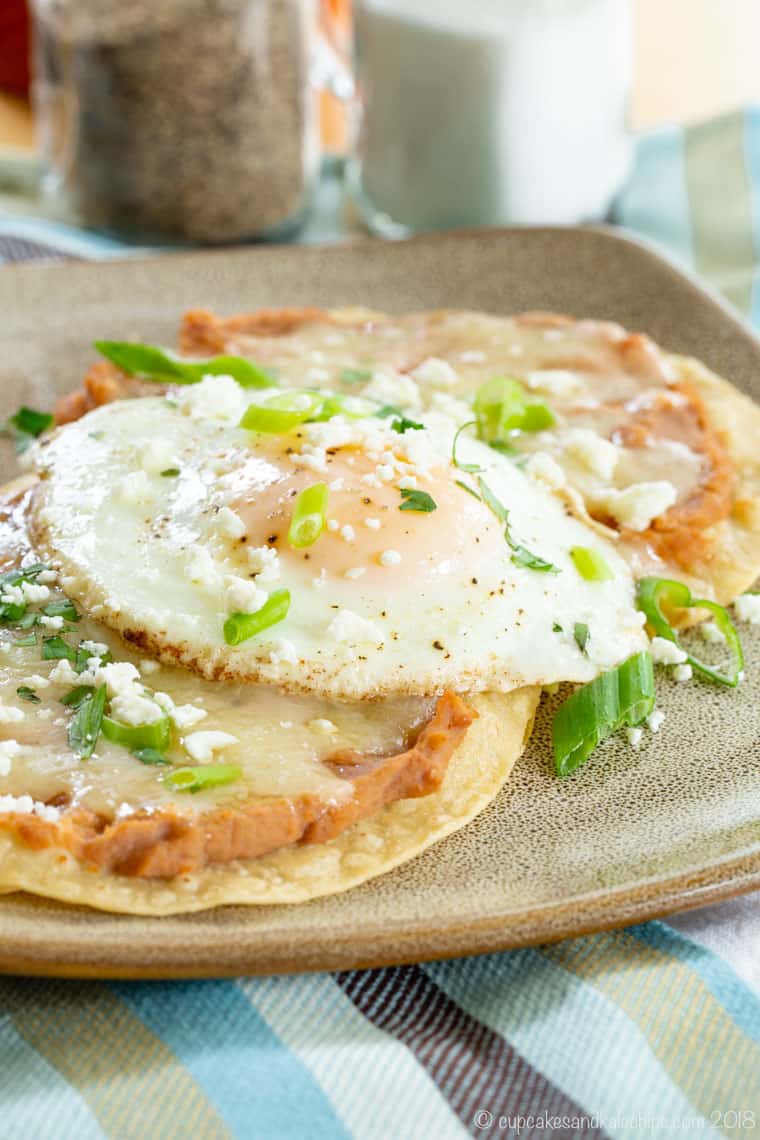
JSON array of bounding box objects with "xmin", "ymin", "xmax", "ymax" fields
[
  {"xmin": 667, "ymin": 355, "xmax": 760, "ymax": 606},
  {"xmin": 0, "ymin": 689, "xmax": 539, "ymax": 916}
]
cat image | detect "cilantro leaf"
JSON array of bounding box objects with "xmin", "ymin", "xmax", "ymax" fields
[
  {"xmin": 391, "ymin": 416, "xmax": 424, "ymax": 434},
  {"xmin": 399, "ymin": 488, "xmax": 438, "ymax": 513},
  {"xmin": 574, "ymin": 622, "xmax": 590, "ymax": 654},
  {"xmin": 2, "ymin": 407, "xmax": 54, "ymax": 453}
]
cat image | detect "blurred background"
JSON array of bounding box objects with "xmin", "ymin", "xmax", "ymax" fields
[
  {"xmin": 4, "ymin": 1, "xmax": 760, "ymax": 143},
  {"xmin": 0, "ymin": 0, "xmax": 759, "ymax": 252}
]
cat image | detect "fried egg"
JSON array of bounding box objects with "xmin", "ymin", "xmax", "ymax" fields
[{"xmin": 29, "ymin": 376, "xmax": 647, "ymax": 699}]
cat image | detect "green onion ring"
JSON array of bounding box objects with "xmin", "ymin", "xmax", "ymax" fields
[
  {"xmin": 570, "ymin": 546, "xmax": 614, "ymax": 582},
  {"xmin": 288, "ymin": 483, "xmax": 328, "ymax": 549},
  {"xmin": 101, "ymin": 713, "xmax": 171, "ymax": 752},
  {"xmin": 164, "ymin": 764, "xmax": 242, "ymax": 794},
  {"xmin": 239, "ymin": 392, "xmax": 324, "ymax": 434},
  {"xmin": 636, "ymin": 576, "xmax": 744, "ymax": 687},
  {"xmin": 224, "ymin": 588, "xmax": 291, "ymax": 646}
]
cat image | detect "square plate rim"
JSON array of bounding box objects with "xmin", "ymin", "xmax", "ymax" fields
[{"xmin": 0, "ymin": 223, "xmax": 759, "ymax": 979}]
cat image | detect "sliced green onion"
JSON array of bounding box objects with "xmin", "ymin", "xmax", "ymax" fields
[
  {"xmin": 553, "ymin": 651, "xmax": 655, "ymax": 777},
  {"xmin": 94, "ymin": 341, "xmax": 274, "ymax": 388},
  {"xmin": 477, "ymin": 477, "xmax": 560, "ymax": 574},
  {"xmin": 288, "ymin": 483, "xmax": 328, "ymax": 549},
  {"xmin": 571, "ymin": 546, "xmax": 614, "ymax": 582},
  {"xmin": 161, "ymin": 467, "xmax": 180, "ymax": 477},
  {"xmin": 573, "ymin": 622, "xmax": 590, "ymax": 653},
  {"xmin": 14, "ymin": 633, "xmax": 37, "ymax": 648},
  {"xmin": 399, "ymin": 488, "xmax": 437, "ymax": 513},
  {"xmin": 309, "ymin": 394, "xmax": 345, "ymax": 422},
  {"xmin": 60, "ymin": 685, "xmax": 95, "ymax": 708},
  {"xmin": 474, "ymin": 378, "xmax": 525, "ymax": 441},
  {"xmin": 452, "ymin": 421, "xmax": 484, "ymax": 474},
  {"xmin": 2, "ymin": 406, "xmax": 54, "ymax": 453},
  {"xmin": 224, "ymin": 588, "xmax": 291, "ymax": 646},
  {"xmin": 16, "ymin": 685, "xmax": 40, "ymax": 703},
  {"xmin": 102, "ymin": 713, "xmax": 171, "ymax": 752},
  {"xmin": 473, "ymin": 377, "xmax": 555, "ymax": 443},
  {"xmin": 43, "ymin": 599, "xmax": 80, "ymax": 622},
  {"xmin": 308, "ymin": 392, "xmax": 376, "ymax": 422},
  {"xmin": 239, "ymin": 391, "xmax": 323, "ymax": 434},
  {"xmin": 520, "ymin": 404, "xmax": 555, "ymax": 432},
  {"xmin": 636, "ymin": 577, "xmax": 744, "ymax": 687},
  {"xmin": 164, "ymin": 764, "xmax": 242, "ymax": 794},
  {"xmin": 68, "ymin": 684, "xmax": 106, "ymax": 760},
  {"xmin": 133, "ymin": 747, "xmax": 171, "ymax": 766}
]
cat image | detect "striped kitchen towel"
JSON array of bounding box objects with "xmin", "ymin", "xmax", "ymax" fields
[{"xmin": 1, "ymin": 110, "xmax": 760, "ymax": 1139}]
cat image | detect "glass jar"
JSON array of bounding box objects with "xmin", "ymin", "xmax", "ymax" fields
[
  {"xmin": 348, "ymin": 0, "xmax": 633, "ymax": 235},
  {"xmin": 30, "ymin": 0, "xmax": 321, "ymax": 243}
]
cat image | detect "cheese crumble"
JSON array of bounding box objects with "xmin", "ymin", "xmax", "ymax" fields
[
  {"xmin": 734, "ymin": 593, "xmax": 760, "ymax": 624},
  {"xmin": 597, "ymin": 481, "xmax": 677, "ymax": 532},
  {"xmin": 184, "ymin": 730, "xmax": 239, "ymax": 763},
  {"xmin": 650, "ymin": 637, "xmax": 688, "ymax": 666},
  {"xmin": 327, "ymin": 609, "xmax": 384, "ymax": 645}
]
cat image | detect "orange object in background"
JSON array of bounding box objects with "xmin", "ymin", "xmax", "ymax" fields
[
  {"xmin": 320, "ymin": 0, "xmax": 352, "ymax": 153},
  {"xmin": 0, "ymin": 0, "xmax": 30, "ymax": 97}
]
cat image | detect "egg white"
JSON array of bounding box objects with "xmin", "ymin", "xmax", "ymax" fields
[{"xmin": 29, "ymin": 381, "xmax": 647, "ymax": 699}]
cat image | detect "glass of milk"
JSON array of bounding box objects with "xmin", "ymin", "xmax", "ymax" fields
[{"xmin": 347, "ymin": 0, "xmax": 633, "ymax": 234}]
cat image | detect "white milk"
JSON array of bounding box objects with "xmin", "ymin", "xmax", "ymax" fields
[{"xmin": 350, "ymin": 0, "xmax": 633, "ymax": 232}]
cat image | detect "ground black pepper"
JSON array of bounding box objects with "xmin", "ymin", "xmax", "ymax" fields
[{"xmin": 31, "ymin": 0, "xmax": 318, "ymax": 242}]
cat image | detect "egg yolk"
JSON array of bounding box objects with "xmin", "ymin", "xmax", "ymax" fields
[{"xmin": 224, "ymin": 435, "xmax": 503, "ymax": 587}]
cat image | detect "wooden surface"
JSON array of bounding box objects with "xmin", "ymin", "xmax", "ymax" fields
[{"xmin": 3, "ymin": 1, "xmax": 760, "ymax": 153}]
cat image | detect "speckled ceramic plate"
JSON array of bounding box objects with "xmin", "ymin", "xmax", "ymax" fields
[{"xmin": 1, "ymin": 227, "xmax": 759, "ymax": 979}]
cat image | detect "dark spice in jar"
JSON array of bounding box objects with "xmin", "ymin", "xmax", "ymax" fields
[{"xmin": 32, "ymin": 0, "xmax": 318, "ymax": 242}]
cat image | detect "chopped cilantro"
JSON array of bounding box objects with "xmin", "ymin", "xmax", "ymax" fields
[
  {"xmin": 41, "ymin": 636, "xmax": 76, "ymax": 662},
  {"xmin": 2, "ymin": 407, "xmax": 54, "ymax": 453},
  {"xmin": 133, "ymin": 747, "xmax": 171, "ymax": 766},
  {"xmin": 574, "ymin": 622, "xmax": 590, "ymax": 653},
  {"xmin": 60, "ymin": 685, "xmax": 95, "ymax": 709},
  {"xmin": 375, "ymin": 404, "xmax": 409, "ymax": 420},
  {"xmin": 399, "ymin": 488, "xmax": 438, "ymax": 513},
  {"xmin": 340, "ymin": 367, "xmax": 373, "ymax": 385},
  {"xmin": 455, "ymin": 479, "xmax": 482, "ymax": 501},
  {"xmin": 391, "ymin": 415, "xmax": 424, "ymax": 434},
  {"xmin": 43, "ymin": 599, "xmax": 79, "ymax": 622},
  {"xmin": 477, "ymin": 477, "xmax": 561, "ymax": 574}
]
